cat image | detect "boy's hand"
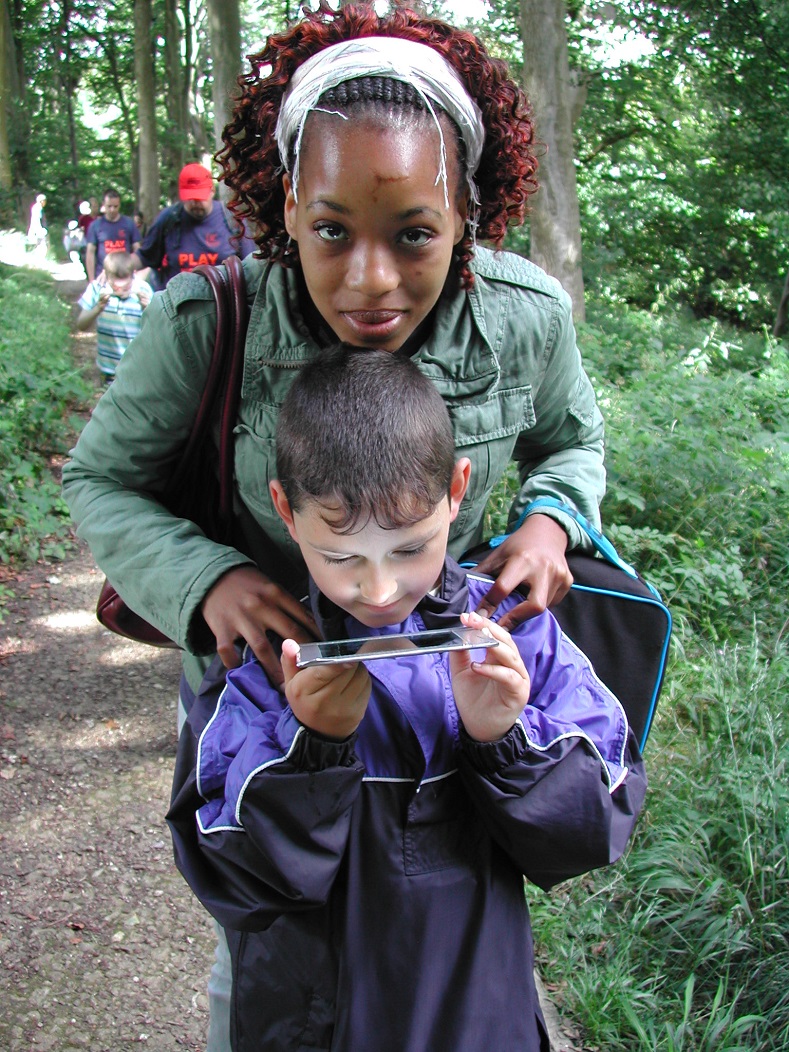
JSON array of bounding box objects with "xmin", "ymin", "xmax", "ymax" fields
[
  {"xmin": 281, "ymin": 639, "xmax": 371, "ymax": 740},
  {"xmin": 449, "ymin": 611, "xmax": 531, "ymax": 743},
  {"xmin": 97, "ymin": 283, "xmax": 113, "ymax": 308},
  {"xmin": 136, "ymin": 283, "xmax": 152, "ymax": 308}
]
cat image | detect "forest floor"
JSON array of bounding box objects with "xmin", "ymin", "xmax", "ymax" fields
[{"xmin": 0, "ymin": 264, "xmax": 580, "ymax": 1052}]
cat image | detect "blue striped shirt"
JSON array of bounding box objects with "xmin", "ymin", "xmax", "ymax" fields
[{"xmin": 78, "ymin": 280, "xmax": 152, "ymax": 376}]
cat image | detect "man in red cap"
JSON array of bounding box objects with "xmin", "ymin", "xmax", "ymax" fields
[{"xmin": 132, "ymin": 163, "xmax": 256, "ymax": 288}]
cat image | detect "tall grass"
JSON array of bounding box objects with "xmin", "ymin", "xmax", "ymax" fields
[{"xmin": 510, "ymin": 302, "xmax": 789, "ymax": 1049}]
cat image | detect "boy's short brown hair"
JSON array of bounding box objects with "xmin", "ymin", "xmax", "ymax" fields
[
  {"xmin": 276, "ymin": 345, "xmax": 457, "ymax": 533},
  {"xmin": 103, "ymin": 251, "xmax": 134, "ymax": 279}
]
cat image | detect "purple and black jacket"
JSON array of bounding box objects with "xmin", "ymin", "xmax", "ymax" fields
[{"xmin": 168, "ymin": 559, "xmax": 646, "ymax": 1052}]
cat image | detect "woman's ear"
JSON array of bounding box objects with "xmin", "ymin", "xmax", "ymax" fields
[
  {"xmin": 269, "ymin": 480, "xmax": 299, "ymax": 543},
  {"xmin": 448, "ymin": 458, "xmax": 471, "ymax": 521},
  {"xmin": 282, "ymin": 173, "xmax": 297, "ymax": 240}
]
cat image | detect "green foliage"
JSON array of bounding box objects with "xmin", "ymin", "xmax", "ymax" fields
[
  {"xmin": 578, "ymin": 303, "xmax": 789, "ymax": 641},
  {"xmin": 0, "ymin": 265, "xmax": 91, "ymax": 588},
  {"xmin": 527, "ymin": 637, "xmax": 789, "ymax": 1050},
  {"xmin": 482, "ymin": 296, "xmax": 789, "ymax": 1046},
  {"xmin": 574, "ymin": 1, "xmax": 789, "ymax": 328}
]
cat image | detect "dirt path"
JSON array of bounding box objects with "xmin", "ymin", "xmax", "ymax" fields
[
  {"xmin": 0, "ymin": 267, "xmax": 579, "ymax": 1052},
  {"xmin": 0, "ymin": 271, "xmax": 213, "ymax": 1051}
]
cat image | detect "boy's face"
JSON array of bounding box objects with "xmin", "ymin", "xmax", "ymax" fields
[
  {"xmin": 106, "ymin": 274, "xmax": 133, "ymax": 299},
  {"xmin": 271, "ymin": 460, "xmax": 470, "ymax": 629}
]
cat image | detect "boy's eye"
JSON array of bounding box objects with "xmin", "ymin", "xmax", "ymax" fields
[
  {"xmin": 396, "ymin": 544, "xmax": 428, "ymax": 558},
  {"xmin": 399, "ymin": 229, "xmax": 432, "ymax": 248},
  {"xmin": 314, "ymin": 223, "xmax": 348, "ymax": 242},
  {"xmin": 321, "ymin": 554, "xmax": 355, "ymax": 566}
]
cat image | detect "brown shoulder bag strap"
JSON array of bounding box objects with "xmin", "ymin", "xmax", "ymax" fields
[{"xmin": 169, "ymin": 258, "xmax": 249, "ymax": 530}]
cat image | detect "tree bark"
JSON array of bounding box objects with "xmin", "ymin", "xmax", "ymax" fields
[
  {"xmin": 103, "ymin": 34, "xmax": 138, "ymax": 183},
  {"xmin": 4, "ymin": 0, "xmax": 29, "ymax": 221},
  {"xmin": 58, "ymin": 0, "xmax": 79, "ymax": 209},
  {"xmin": 520, "ymin": 0, "xmax": 586, "ymax": 321},
  {"xmin": 162, "ymin": 0, "xmax": 186, "ymax": 186},
  {"xmin": 134, "ymin": 0, "xmax": 161, "ymax": 223},
  {"xmin": 205, "ymin": 0, "xmax": 241, "ymax": 198},
  {"xmin": 0, "ymin": 0, "xmax": 13, "ymax": 209},
  {"xmin": 774, "ymin": 270, "xmax": 789, "ymax": 338}
]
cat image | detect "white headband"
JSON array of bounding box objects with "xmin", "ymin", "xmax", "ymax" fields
[{"xmin": 275, "ymin": 36, "xmax": 484, "ymax": 213}]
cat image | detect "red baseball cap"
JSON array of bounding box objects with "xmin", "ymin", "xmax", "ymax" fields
[{"xmin": 179, "ymin": 163, "xmax": 214, "ymax": 201}]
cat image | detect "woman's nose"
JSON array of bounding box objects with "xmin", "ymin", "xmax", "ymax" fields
[
  {"xmin": 345, "ymin": 241, "xmax": 399, "ymax": 297},
  {"xmin": 359, "ymin": 566, "xmax": 398, "ymax": 605}
]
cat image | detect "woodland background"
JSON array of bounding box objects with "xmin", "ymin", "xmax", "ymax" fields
[
  {"xmin": 2, "ymin": 2, "xmax": 789, "ymax": 1050},
  {"xmin": 2, "ymin": 0, "xmax": 789, "ymax": 332}
]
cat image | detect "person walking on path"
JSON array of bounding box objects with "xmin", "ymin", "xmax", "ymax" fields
[
  {"xmin": 27, "ymin": 193, "xmax": 48, "ymax": 259},
  {"xmin": 85, "ymin": 189, "xmax": 141, "ymax": 282},
  {"xmin": 63, "ymin": 4, "xmax": 608, "ymax": 1048},
  {"xmin": 76, "ymin": 251, "xmax": 153, "ymax": 380},
  {"xmin": 131, "ymin": 163, "xmax": 256, "ymax": 289}
]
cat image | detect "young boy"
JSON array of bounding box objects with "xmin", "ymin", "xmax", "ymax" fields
[
  {"xmin": 168, "ymin": 347, "xmax": 646, "ymax": 1052},
  {"xmin": 76, "ymin": 251, "xmax": 152, "ymax": 380}
]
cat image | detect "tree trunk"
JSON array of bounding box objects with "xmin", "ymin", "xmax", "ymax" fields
[
  {"xmin": 58, "ymin": 0, "xmax": 79, "ymax": 209},
  {"xmin": 181, "ymin": 0, "xmax": 211, "ymax": 169},
  {"xmin": 0, "ymin": 0, "xmax": 13, "ymax": 211},
  {"xmin": 104, "ymin": 34, "xmax": 138, "ymax": 183},
  {"xmin": 774, "ymin": 270, "xmax": 789, "ymax": 338},
  {"xmin": 520, "ymin": 0, "xmax": 586, "ymax": 321},
  {"xmin": 205, "ymin": 0, "xmax": 241, "ymax": 198},
  {"xmin": 5, "ymin": 0, "xmax": 29, "ymax": 222},
  {"xmin": 134, "ymin": 0, "xmax": 160, "ymax": 222},
  {"xmin": 162, "ymin": 0, "xmax": 186, "ymax": 183}
]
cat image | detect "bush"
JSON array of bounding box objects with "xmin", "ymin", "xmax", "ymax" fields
[
  {"xmin": 579, "ymin": 303, "xmax": 789, "ymax": 642},
  {"xmin": 480, "ymin": 297, "xmax": 789, "ymax": 1048},
  {"xmin": 0, "ymin": 265, "xmax": 91, "ymax": 575}
]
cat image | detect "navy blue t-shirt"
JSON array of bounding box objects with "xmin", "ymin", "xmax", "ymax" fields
[
  {"xmin": 136, "ymin": 201, "xmax": 256, "ymax": 287},
  {"xmin": 88, "ymin": 215, "xmax": 141, "ymax": 271}
]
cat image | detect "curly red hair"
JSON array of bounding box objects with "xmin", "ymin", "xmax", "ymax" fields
[{"xmin": 218, "ymin": 1, "xmax": 539, "ymax": 289}]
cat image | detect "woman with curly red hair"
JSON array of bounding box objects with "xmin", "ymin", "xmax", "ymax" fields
[{"xmin": 63, "ymin": 4, "xmax": 606, "ymax": 1048}]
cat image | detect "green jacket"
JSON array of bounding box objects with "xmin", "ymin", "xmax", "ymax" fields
[{"xmin": 63, "ymin": 248, "xmax": 605, "ymax": 690}]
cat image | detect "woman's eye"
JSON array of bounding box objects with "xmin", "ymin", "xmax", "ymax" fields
[
  {"xmin": 399, "ymin": 229, "xmax": 432, "ymax": 247},
  {"xmin": 314, "ymin": 223, "xmax": 348, "ymax": 242}
]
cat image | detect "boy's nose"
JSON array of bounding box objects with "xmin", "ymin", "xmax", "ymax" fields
[{"xmin": 359, "ymin": 568, "xmax": 398, "ymax": 605}]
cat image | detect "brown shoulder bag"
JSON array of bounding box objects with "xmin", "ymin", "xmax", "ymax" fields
[{"xmin": 95, "ymin": 255, "xmax": 249, "ymax": 647}]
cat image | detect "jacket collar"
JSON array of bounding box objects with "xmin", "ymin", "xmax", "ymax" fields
[
  {"xmin": 309, "ymin": 556, "xmax": 470, "ymax": 641},
  {"xmin": 242, "ymin": 258, "xmax": 500, "ymax": 402}
]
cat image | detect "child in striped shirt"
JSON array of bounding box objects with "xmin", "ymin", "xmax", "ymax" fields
[{"xmin": 77, "ymin": 251, "xmax": 152, "ymax": 380}]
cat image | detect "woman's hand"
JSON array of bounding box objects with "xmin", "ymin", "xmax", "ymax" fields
[
  {"xmin": 201, "ymin": 565, "xmax": 318, "ymax": 685},
  {"xmin": 449, "ymin": 611, "xmax": 531, "ymax": 743},
  {"xmin": 472, "ymin": 514, "xmax": 573, "ymax": 629},
  {"xmin": 281, "ymin": 639, "xmax": 371, "ymax": 739}
]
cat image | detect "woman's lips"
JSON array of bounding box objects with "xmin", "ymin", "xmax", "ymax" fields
[{"xmin": 340, "ymin": 310, "xmax": 405, "ymax": 341}]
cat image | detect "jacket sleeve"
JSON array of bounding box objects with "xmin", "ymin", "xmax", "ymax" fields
[
  {"xmin": 456, "ymin": 612, "xmax": 646, "ymax": 890},
  {"xmin": 509, "ymin": 285, "xmax": 606, "ymax": 550},
  {"xmin": 61, "ymin": 277, "xmax": 254, "ymax": 651},
  {"xmin": 168, "ymin": 660, "xmax": 365, "ymax": 932}
]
